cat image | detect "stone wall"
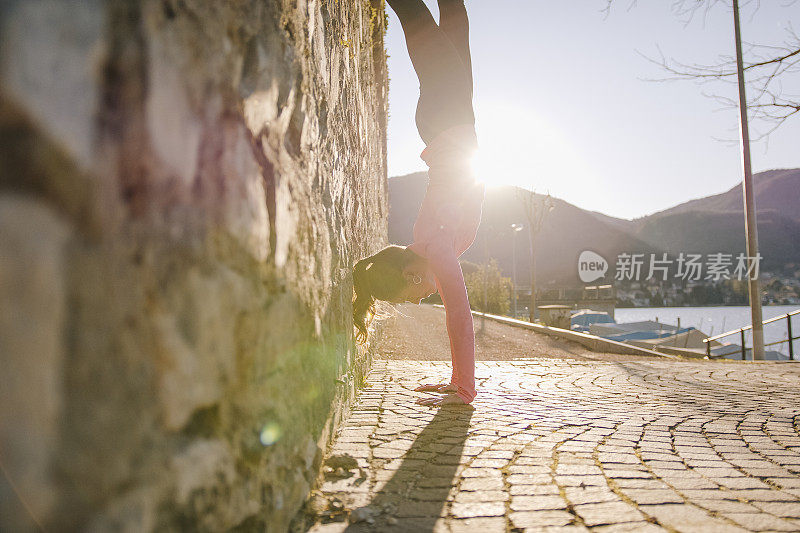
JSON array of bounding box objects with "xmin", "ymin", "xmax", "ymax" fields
[{"xmin": 0, "ymin": 1, "xmax": 387, "ymax": 531}]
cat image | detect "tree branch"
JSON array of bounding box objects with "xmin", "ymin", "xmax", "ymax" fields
[{"xmin": 611, "ymin": 0, "xmax": 799, "ymax": 138}]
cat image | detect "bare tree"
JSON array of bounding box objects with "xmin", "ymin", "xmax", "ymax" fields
[
  {"xmin": 515, "ymin": 188, "xmax": 554, "ymax": 322},
  {"xmin": 607, "ymin": 0, "xmax": 800, "ymax": 139}
]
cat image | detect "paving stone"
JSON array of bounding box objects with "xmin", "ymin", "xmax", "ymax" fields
[
  {"xmin": 574, "ymin": 501, "xmax": 644, "ymax": 526},
  {"xmin": 471, "ymin": 458, "xmax": 509, "ymax": 468},
  {"xmin": 750, "ymin": 501, "xmax": 800, "ymax": 517},
  {"xmin": 507, "ymin": 473, "xmax": 553, "ymax": 485},
  {"xmin": 380, "ymin": 517, "xmax": 451, "ymax": 533},
  {"xmin": 395, "ymin": 500, "xmax": 448, "ymax": 518},
  {"xmin": 460, "ymin": 446, "xmax": 484, "ymax": 457},
  {"xmin": 448, "ymin": 517, "xmax": 507, "ymax": 533},
  {"xmin": 727, "ymin": 489, "xmax": 798, "ymax": 502},
  {"xmin": 592, "ymin": 523, "xmax": 666, "ymax": 533},
  {"xmin": 554, "ymin": 474, "xmax": 608, "ymax": 487},
  {"xmin": 714, "ymin": 476, "xmax": 772, "ymax": 490},
  {"xmin": 639, "ymin": 503, "xmax": 746, "ymax": 532},
  {"xmin": 724, "ymin": 513, "xmax": 798, "ymax": 531},
  {"xmin": 481, "ymin": 450, "xmax": 517, "ymax": 460},
  {"xmin": 693, "ymin": 499, "xmax": 761, "ymax": 513},
  {"xmin": 524, "ymin": 526, "xmax": 591, "ymax": 533},
  {"xmin": 418, "ymin": 477, "xmax": 457, "ymax": 488},
  {"xmin": 597, "ymin": 453, "xmax": 641, "ymax": 465},
  {"xmin": 603, "ymin": 469, "xmax": 654, "ymax": 479},
  {"xmin": 618, "ymin": 489, "xmax": 684, "ymax": 505},
  {"xmin": 556, "ymin": 466, "xmax": 602, "ymax": 477},
  {"xmin": 510, "ymin": 495, "xmax": 568, "ymax": 511},
  {"xmin": 374, "ymin": 469, "xmax": 416, "ymax": 483},
  {"xmin": 303, "ymin": 359, "xmax": 800, "ymax": 532},
  {"xmin": 459, "ymin": 476, "xmax": 504, "ymax": 491},
  {"xmin": 761, "ymin": 475, "xmax": 800, "ymax": 486},
  {"xmin": 509, "ymin": 510, "xmax": 575, "ymax": 528},
  {"xmin": 507, "ymin": 465, "xmax": 551, "ymax": 474},
  {"xmin": 515, "ymin": 457, "xmax": 552, "ymax": 466},
  {"xmin": 510, "ymin": 484, "xmax": 561, "ymax": 496},
  {"xmin": 450, "ymin": 501, "xmax": 506, "ymax": 518},
  {"xmin": 643, "ymin": 461, "xmax": 686, "ymax": 471},
  {"xmin": 612, "ymin": 478, "xmax": 669, "ymax": 490},
  {"xmin": 460, "ymin": 467, "xmax": 503, "ymax": 478},
  {"xmin": 453, "ymin": 490, "xmax": 508, "ymax": 503}
]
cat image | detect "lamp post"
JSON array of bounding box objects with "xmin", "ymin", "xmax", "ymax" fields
[
  {"xmin": 511, "ymin": 223, "xmax": 524, "ymax": 318},
  {"xmin": 480, "ymin": 224, "xmax": 490, "ymax": 331},
  {"xmin": 732, "ymin": 0, "xmax": 765, "ymax": 360}
]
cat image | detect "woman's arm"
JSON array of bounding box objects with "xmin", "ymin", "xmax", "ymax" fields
[{"xmin": 424, "ymin": 242, "xmax": 476, "ymax": 403}]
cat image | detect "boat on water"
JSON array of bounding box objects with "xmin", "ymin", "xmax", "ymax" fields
[
  {"xmin": 569, "ymin": 309, "xmax": 789, "ymax": 360},
  {"xmin": 569, "ymin": 310, "xmax": 615, "ymax": 333}
]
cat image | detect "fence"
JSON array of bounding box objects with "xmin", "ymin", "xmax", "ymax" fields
[{"xmin": 703, "ymin": 309, "xmax": 799, "ymax": 360}]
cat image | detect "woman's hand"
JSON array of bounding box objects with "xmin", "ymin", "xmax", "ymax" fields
[
  {"xmin": 416, "ymin": 393, "xmax": 469, "ymax": 407},
  {"xmin": 414, "ymin": 383, "xmax": 457, "ymax": 393}
]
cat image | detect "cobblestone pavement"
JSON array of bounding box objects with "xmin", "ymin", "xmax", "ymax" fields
[{"xmin": 305, "ymin": 359, "xmax": 800, "ymax": 532}]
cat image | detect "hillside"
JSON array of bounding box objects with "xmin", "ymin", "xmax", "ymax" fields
[
  {"xmin": 644, "ymin": 168, "xmax": 800, "ymax": 221},
  {"xmin": 630, "ymin": 168, "xmax": 800, "ymax": 271},
  {"xmin": 388, "ymin": 169, "xmax": 800, "ymax": 284},
  {"xmin": 388, "ymin": 173, "xmax": 660, "ymax": 285},
  {"xmin": 636, "ymin": 210, "xmax": 800, "ymax": 270}
]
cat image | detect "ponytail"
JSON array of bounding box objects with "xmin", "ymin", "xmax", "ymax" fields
[{"xmin": 353, "ymin": 258, "xmax": 376, "ymax": 343}]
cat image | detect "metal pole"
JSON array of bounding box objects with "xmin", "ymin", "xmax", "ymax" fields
[
  {"xmin": 741, "ymin": 328, "xmax": 747, "ymax": 361},
  {"xmin": 732, "ymin": 0, "xmax": 765, "ymax": 360},
  {"xmin": 482, "ymin": 260, "xmax": 488, "ymax": 314},
  {"xmin": 528, "ymin": 228, "xmax": 536, "ymax": 322},
  {"xmin": 512, "ymin": 231, "xmax": 517, "ymax": 319},
  {"xmin": 482, "ymin": 227, "xmax": 488, "ymax": 330},
  {"xmin": 788, "ymin": 314, "xmax": 794, "ymax": 360}
]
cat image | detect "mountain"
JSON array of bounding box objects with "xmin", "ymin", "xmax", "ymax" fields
[
  {"xmin": 643, "ymin": 168, "xmax": 800, "ymax": 221},
  {"xmin": 388, "ymin": 173, "xmax": 660, "ymax": 285},
  {"xmin": 623, "ymin": 168, "xmax": 800, "ymax": 271},
  {"xmin": 388, "ymin": 168, "xmax": 800, "ymax": 285}
]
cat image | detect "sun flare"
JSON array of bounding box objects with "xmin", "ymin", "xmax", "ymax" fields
[{"xmin": 470, "ymin": 103, "xmax": 592, "ymax": 194}]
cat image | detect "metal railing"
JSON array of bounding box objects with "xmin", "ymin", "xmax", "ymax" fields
[{"xmin": 703, "ymin": 309, "xmax": 799, "ymax": 360}]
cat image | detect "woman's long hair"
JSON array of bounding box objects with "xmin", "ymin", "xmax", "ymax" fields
[{"xmin": 352, "ymin": 245, "xmax": 416, "ymax": 342}]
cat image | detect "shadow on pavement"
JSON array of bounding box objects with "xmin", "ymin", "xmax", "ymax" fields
[{"xmin": 345, "ymin": 405, "xmax": 474, "ymax": 532}]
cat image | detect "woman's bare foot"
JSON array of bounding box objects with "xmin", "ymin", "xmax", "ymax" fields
[
  {"xmin": 416, "ymin": 393, "xmax": 468, "ymax": 406},
  {"xmin": 414, "ymin": 383, "xmax": 458, "ymax": 393}
]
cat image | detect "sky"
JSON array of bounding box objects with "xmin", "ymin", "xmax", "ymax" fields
[{"xmin": 385, "ymin": 1, "xmax": 800, "ymax": 220}]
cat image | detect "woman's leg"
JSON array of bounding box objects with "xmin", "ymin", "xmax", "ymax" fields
[
  {"xmin": 438, "ymin": 0, "xmax": 473, "ymax": 95},
  {"xmin": 386, "ymin": 0, "xmax": 438, "ymax": 79},
  {"xmin": 387, "ymin": 0, "xmax": 474, "ymax": 144}
]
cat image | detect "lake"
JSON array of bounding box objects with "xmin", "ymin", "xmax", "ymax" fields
[{"xmin": 615, "ymin": 305, "xmax": 799, "ymax": 357}]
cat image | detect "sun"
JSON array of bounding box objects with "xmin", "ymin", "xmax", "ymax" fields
[{"xmin": 470, "ymin": 103, "xmax": 591, "ymax": 193}]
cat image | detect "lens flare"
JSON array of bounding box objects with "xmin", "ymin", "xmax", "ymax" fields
[{"xmin": 259, "ymin": 422, "xmax": 282, "ymax": 446}]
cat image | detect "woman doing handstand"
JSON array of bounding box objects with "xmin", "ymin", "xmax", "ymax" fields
[{"xmin": 353, "ymin": 0, "xmax": 483, "ymax": 406}]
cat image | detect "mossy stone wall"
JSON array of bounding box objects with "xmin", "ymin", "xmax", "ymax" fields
[{"xmin": 0, "ymin": 1, "xmax": 387, "ymax": 530}]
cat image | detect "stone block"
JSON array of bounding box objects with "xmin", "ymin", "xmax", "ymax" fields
[
  {"xmin": 0, "ymin": 196, "xmax": 71, "ymax": 532},
  {"xmin": 0, "ymin": 0, "xmax": 103, "ymax": 169}
]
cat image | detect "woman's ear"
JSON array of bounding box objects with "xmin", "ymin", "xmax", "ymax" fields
[{"xmin": 399, "ymin": 262, "xmax": 419, "ymax": 284}]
